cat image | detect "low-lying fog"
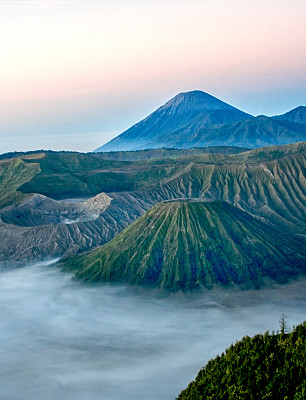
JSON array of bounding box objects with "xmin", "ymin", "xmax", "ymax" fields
[{"xmin": 1, "ymin": 261, "xmax": 305, "ymax": 400}]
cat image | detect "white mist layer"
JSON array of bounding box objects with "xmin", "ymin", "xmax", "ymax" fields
[{"xmin": 0, "ymin": 262, "xmax": 305, "ymax": 400}]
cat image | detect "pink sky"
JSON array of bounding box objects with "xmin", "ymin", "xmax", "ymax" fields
[{"xmin": 0, "ymin": 0, "xmax": 305, "ymax": 153}]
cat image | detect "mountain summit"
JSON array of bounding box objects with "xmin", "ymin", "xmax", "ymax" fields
[
  {"xmin": 96, "ymin": 91, "xmax": 252, "ymax": 152},
  {"xmin": 156, "ymin": 90, "xmax": 245, "ymax": 113},
  {"xmin": 273, "ymin": 106, "xmax": 306, "ymax": 126}
]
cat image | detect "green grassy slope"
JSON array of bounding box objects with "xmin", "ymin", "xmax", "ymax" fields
[
  {"xmin": 228, "ymin": 141, "xmax": 305, "ymax": 163},
  {"xmin": 17, "ymin": 143, "xmax": 306, "ymax": 203},
  {"xmin": 19, "ymin": 152, "xmax": 135, "ymax": 199},
  {"xmin": 1, "ymin": 143, "xmax": 304, "ymax": 203},
  {"xmin": 62, "ymin": 201, "xmax": 306, "ymax": 290},
  {"xmin": 177, "ymin": 321, "xmax": 306, "ymax": 400},
  {"xmin": 0, "ymin": 157, "xmax": 40, "ymax": 208},
  {"xmin": 126, "ymin": 145, "xmax": 306, "ymax": 233},
  {"xmin": 93, "ymin": 146, "xmax": 249, "ymax": 161},
  {"xmin": 17, "ymin": 150, "xmax": 234, "ymax": 199},
  {"xmin": 1, "ymin": 143, "xmax": 305, "ymax": 263}
]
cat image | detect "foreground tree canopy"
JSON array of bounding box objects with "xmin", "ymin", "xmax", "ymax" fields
[{"xmin": 177, "ymin": 321, "xmax": 306, "ymax": 400}]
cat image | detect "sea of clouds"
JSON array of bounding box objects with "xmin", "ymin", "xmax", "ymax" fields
[{"xmin": 0, "ymin": 260, "xmax": 305, "ymax": 400}]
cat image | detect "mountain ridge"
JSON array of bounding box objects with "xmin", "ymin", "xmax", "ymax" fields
[
  {"xmin": 273, "ymin": 105, "xmax": 306, "ymax": 126},
  {"xmin": 96, "ymin": 91, "xmax": 305, "ymax": 152},
  {"xmin": 96, "ymin": 91, "xmax": 252, "ymax": 152},
  {"xmin": 1, "ymin": 142, "xmax": 305, "ymax": 264},
  {"xmin": 186, "ymin": 115, "xmax": 306, "ymax": 149}
]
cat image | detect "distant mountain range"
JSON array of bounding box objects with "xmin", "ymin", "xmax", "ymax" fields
[
  {"xmin": 273, "ymin": 105, "xmax": 306, "ymax": 126},
  {"xmin": 96, "ymin": 91, "xmax": 306, "ymax": 151}
]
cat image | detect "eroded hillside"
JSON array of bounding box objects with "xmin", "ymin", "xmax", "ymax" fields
[
  {"xmin": 62, "ymin": 201, "xmax": 306, "ymax": 290},
  {"xmin": 0, "ymin": 143, "xmax": 305, "ymax": 264}
]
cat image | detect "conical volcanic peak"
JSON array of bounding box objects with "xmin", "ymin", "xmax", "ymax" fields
[
  {"xmin": 96, "ymin": 91, "xmax": 252, "ymax": 152},
  {"xmin": 158, "ymin": 90, "xmax": 242, "ymax": 113},
  {"xmin": 63, "ymin": 201, "xmax": 306, "ymax": 291}
]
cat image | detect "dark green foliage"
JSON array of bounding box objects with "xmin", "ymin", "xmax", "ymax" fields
[
  {"xmin": 0, "ymin": 149, "xmax": 46, "ymax": 160},
  {"xmin": 279, "ymin": 313, "xmax": 290, "ymax": 334},
  {"xmin": 177, "ymin": 322, "xmax": 306, "ymax": 400}
]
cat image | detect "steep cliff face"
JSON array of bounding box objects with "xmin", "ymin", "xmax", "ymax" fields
[
  {"xmin": 63, "ymin": 201, "xmax": 306, "ymax": 290},
  {"xmin": 0, "ymin": 191, "xmax": 149, "ymax": 265},
  {"xmin": 1, "ymin": 193, "xmax": 112, "ymax": 226}
]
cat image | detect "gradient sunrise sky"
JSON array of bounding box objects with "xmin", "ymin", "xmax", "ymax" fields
[{"xmin": 0, "ymin": 0, "xmax": 305, "ymax": 153}]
